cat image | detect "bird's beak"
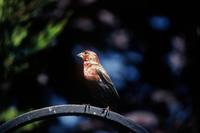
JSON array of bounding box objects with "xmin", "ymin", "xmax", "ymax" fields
[{"xmin": 77, "ymin": 52, "xmax": 84, "ymax": 58}]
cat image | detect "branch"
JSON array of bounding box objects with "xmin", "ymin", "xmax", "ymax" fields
[{"xmin": 0, "ymin": 104, "xmax": 148, "ymax": 133}]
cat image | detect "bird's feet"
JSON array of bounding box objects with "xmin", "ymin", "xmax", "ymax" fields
[
  {"xmin": 102, "ymin": 106, "xmax": 110, "ymax": 118},
  {"xmin": 84, "ymin": 104, "xmax": 91, "ymax": 113}
]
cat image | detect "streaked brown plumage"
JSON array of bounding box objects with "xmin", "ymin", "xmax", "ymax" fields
[{"xmin": 78, "ymin": 50, "xmax": 120, "ymax": 110}]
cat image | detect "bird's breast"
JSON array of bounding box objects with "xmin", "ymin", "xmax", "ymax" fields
[{"xmin": 84, "ymin": 65, "xmax": 99, "ymax": 81}]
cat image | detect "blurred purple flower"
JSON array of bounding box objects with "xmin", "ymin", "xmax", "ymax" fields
[
  {"xmin": 79, "ymin": 0, "xmax": 97, "ymax": 5},
  {"xmin": 171, "ymin": 36, "xmax": 186, "ymax": 53},
  {"xmin": 98, "ymin": 10, "xmax": 118, "ymax": 26},
  {"xmin": 37, "ymin": 73, "xmax": 49, "ymax": 85},
  {"xmin": 125, "ymin": 111, "xmax": 158, "ymax": 128},
  {"xmin": 165, "ymin": 36, "xmax": 186, "ymax": 76},
  {"xmin": 108, "ymin": 29, "xmax": 130, "ymax": 49},
  {"xmin": 166, "ymin": 51, "xmax": 186, "ymax": 76},
  {"xmin": 73, "ymin": 17, "xmax": 95, "ymax": 31}
]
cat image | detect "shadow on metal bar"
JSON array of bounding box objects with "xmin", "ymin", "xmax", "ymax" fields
[{"xmin": 0, "ymin": 104, "xmax": 149, "ymax": 133}]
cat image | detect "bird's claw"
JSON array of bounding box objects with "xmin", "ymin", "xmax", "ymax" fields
[
  {"xmin": 102, "ymin": 106, "xmax": 110, "ymax": 118},
  {"xmin": 84, "ymin": 104, "xmax": 91, "ymax": 113}
]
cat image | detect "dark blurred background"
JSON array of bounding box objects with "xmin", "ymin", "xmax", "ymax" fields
[{"xmin": 0, "ymin": 0, "xmax": 198, "ymax": 132}]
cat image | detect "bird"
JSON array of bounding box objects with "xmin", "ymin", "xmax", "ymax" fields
[{"xmin": 77, "ymin": 50, "xmax": 120, "ymax": 114}]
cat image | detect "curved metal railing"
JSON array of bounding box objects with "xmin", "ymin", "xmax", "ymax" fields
[{"xmin": 0, "ymin": 104, "xmax": 149, "ymax": 133}]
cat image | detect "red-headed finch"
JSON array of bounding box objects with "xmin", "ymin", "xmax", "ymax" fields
[{"xmin": 77, "ymin": 50, "xmax": 120, "ymax": 111}]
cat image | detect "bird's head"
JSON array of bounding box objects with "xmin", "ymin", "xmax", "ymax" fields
[{"xmin": 77, "ymin": 50, "xmax": 99, "ymax": 64}]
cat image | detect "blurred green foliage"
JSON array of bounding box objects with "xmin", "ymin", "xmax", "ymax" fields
[
  {"xmin": 0, "ymin": 0, "xmax": 70, "ymax": 79},
  {"xmin": 0, "ymin": 0, "xmax": 71, "ymax": 130},
  {"xmin": 18, "ymin": 121, "xmax": 41, "ymax": 132},
  {"xmin": 11, "ymin": 26, "xmax": 28, "ymax": 47},
  {"xmin": 0, "ymin": 106, "xmax": 19, "ymax": 121},
  {"xmin": 34, "ymin": 19, "xmax": 67, "ymax": 51},
  {"xmin": 0, "ymin": 107, "xmax": 41, "ymax": 132},
  {"xmin": 0, "ymin": 0, "xmax": 47, "ymax": 23}
]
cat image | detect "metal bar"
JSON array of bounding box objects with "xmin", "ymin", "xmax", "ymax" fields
[{"xmin": 0, "ymin": 104, "xmax": 148, "ymax": 133}]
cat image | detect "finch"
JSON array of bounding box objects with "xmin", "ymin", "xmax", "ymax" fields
[{"xmin": 77, "ymin": 50, "xmax": 120, "ymax": 110}]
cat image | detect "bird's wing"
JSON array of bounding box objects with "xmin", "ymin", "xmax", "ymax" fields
[{"xmin": 95, "ymin": 66, "xmax": 120, "ymax": 100}]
